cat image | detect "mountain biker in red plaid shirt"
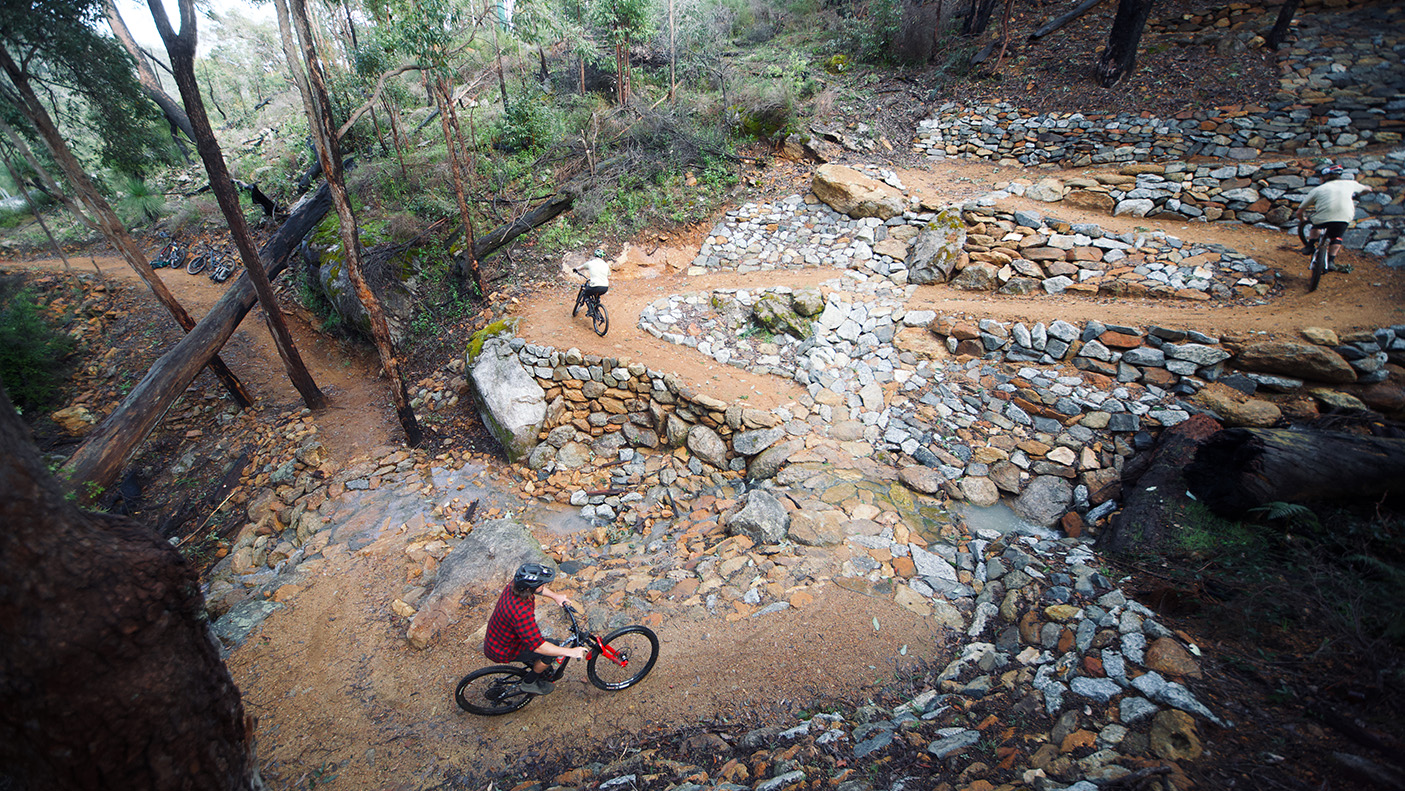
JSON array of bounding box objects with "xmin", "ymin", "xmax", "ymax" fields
[{"xmin": 484, "ymin": 562, "xmax": 589, "ymax": 696}]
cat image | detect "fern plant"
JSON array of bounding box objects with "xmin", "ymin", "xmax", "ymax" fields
[{"xmin": 1248, "ymin": 501, "xmax": 1320, "ymax": 531}]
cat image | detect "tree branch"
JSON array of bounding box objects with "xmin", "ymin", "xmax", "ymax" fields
[{"xmin": 335, "ymin": 62, "xmax": 426, "ymax": 141}]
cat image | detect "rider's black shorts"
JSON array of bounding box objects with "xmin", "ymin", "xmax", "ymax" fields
[
  {"xmin": 514, "ymin": 639, "xmax": 559, "ymax": 666},
  {"xmin": 582, "ymin": 285, "xmax": 608, "ymax": 298},
  {"xmin": 1313, "ymin": 221, "xmax": 1349, "ymax": 242}
]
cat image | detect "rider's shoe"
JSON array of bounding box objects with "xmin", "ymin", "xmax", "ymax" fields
[
  {"xmin": 519, "ymin": 677, "xmax": 554, "ymax": 695},
  {"xmin": 1299, "ymin": 244, "xmax": 1315, "ymax": 254}
]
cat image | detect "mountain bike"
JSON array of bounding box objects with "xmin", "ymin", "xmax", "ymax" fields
[
  {"xmin": 151, "ymin": 233, "xmax": 185, "ymax": 270},
  {"xmin": 572, "ymin": 283, "xmax": 609, "ymax": 336},
  {"xmin": 208, "ymin": 249, "xmax": 238, "ymax": 283},
  {"xmin": 185, "ymin": 245, "xmax": 209, "ymax": 275},
  {"xmin": 455, "ymin": 603, "xmax": 658, "ymax": 716}
]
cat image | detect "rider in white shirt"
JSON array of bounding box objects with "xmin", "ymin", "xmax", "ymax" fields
[
  {"xmin": 1296, "ymin": 164, "xmax": 1372, "ymax": 272},
  {"xmin": 574, "ymin": 249, "xmax": 610, "ymax": 299}
]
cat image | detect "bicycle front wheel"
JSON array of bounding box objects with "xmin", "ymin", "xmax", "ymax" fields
[
  {"xmin": 587, "ymin": 625, "xmax": 658, "ymax": 690},
  {"xmin": 572, "ymin": 289, "xmax": 584, "ymax": 317},
  {"xmin": 186, "ymin": 254, "xmax": 207, "ymax": 275},
  {"xmin": 456, "ymin": 666, "xmax": 533, "ymax": 715},
  {"xmin": 1298, "ymin": 220, "xmax": 1312, "ymax": 248},
  {"xmin": 592, "ymin": 301, "xmax": 609, "ymax": 336},
  {"xmin": 1309, "ymin": 244, "xmax": 1327, "ymax": 293}
]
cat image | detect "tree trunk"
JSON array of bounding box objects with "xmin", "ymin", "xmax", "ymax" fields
[
  {"xmin": 1029, "ymin": 0, "xmax": 1107, "ymax": 40},
  {"xmin": 0, "ymin": 385, "xmax": 255, "ymax": 791},
  {"xmin": 102, "ymin": 0, "xmax": 196, "ymax": 155},
  {"xmin": 148, "ymin": 0, "xmax": 326, "ymax": 411},
  {"xmin": 434, "ymin": 77, "xmax": 485, "ymax": 296},
  {"xmin": 59, "ymin": 183, "xmax": 334, "ymax": 496},
  {"xmin": 288, "ymin": 0, "xmax": 422, "ymax": 448},
  {"xmin": 0, "ymin": 46, "xmax": 253, "ymax": 410},
  {"xmin": 1265, "ymin": 0, "xmax": 1301, "ymax": 50},
  {"xmin": 963, "ymin": 0, "xmax": 1001, "ymax": 36},
  {"xmin": 1096, "ymin": 0, "xmax": 1154, "ymax": 87},
  {"xmin": 1185, "ymin": 428, "xmax": 1405, "ymax": 518},
  {"xmin": 2, "ymin": 154, "xmax": 81, "ymax": 286},
  {"xmin": 1096, "ymin": 414, "xmax": 1223, "ymax": 555}
]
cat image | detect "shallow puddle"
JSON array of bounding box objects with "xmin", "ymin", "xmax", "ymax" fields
[{"xmin": 952, "ymin": 501, "xmax": 1061, "ymax": 539}]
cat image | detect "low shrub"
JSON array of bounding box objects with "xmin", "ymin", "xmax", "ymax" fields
[{"xmin": 0, "ymin": 278, "xmax": 76, "ymax": 413}]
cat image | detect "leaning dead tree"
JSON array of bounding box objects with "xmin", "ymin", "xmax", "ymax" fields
[
  {"xmin": 148, "ymin": 0, "xmax": 325, "ymax": 410},
  {"xmin": 283, "ymin": 0, "xmax": 423, "ymax": 446},
  {"xmin": 1096, "ymin": 0, "xmax": 1154, "ymax": 87},
  {"xmin": 1, "ymin": 383, "xmax": 256, "ymax": 791},
  {"xmin": 1029, "ymin": 0, "xmax": 1109, "ymax": 40},
  {"xmin": 60, "ymin": 185, "xmax": 333, "ymax": 500},
  {"xmin": 102, "ymin": 0, "xmax": 196, "ymax": 156},
  {"xmin": 1185, "ymin": 428, "xmax": 1405, "ymax": 518}
]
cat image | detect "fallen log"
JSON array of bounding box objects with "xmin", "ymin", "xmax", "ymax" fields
[
  {"xmin": 450, "ymin": 185, "xmax": 580, "ymax": 287},
  {"xmin": 1185, "ymin": 428, "xmax": 1405, "ymax": 518},
  {"xmin": 1096, "ymin": 414, "xmax": 1223, "ymax": 556},
  {"xmin": 59, "ymin": 182, "xmax": 333, "ymax": 501},
  {"xmin": 1029, "ymin": 0, "xmax": 1107, "ymax": 40}
]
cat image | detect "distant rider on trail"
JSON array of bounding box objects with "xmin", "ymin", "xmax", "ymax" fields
[{"xmin": 1296, "ymin": 164, "xmax": 1372, "ymax": 274}]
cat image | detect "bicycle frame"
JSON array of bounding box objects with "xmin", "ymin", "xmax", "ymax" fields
[{"xmin": 550, "ymin": 604, "xmax": 629, "ymax": 677}]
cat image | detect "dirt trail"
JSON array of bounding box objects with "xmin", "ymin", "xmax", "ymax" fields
[
  {"xmin": 0, "ymin": 255, "xmax": 395, "ymax": 460},
  {"xmin": 509, "ymin": 163, "xmax": 1405, "ymax": 393}
]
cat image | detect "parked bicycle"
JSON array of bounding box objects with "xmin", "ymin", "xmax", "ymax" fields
[
  {"xmin": 206, "ymin": 248, "xmax": 238, "ymax": 283},
  {"xmin": 151, "ymin": 232, "xmax": 186, "ymax": 270},
  {"xmin": 572, "ymin": 282, "xmax": 609, "ymax": 337},
  {"xmin": 455, "ymin": 603, "xmax": 657, "ymax": 716},
  {"xmin": 185, "ymin": 244, "xmax": 209, "ymax": 275}
]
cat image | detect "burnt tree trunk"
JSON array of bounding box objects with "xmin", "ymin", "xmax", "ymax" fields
[
  {"xmin": 150, "ymin": 0, "xmax": 326, "ymax": 411},
  {"xmin": 0, "ymin": 384, "xmax": 255, "ymax": 791},
  {"xmin": 963, "ymin": 0, "xmax": 1001, "ymax": 36},
  {"xmin": 1096, "ymin": 0, "xmax": 1154, "ymax": 87},
  {"xmin": 59, "ymin": 184, "xmax": 333, "ymax": 498},
  {"xmin": 0, "ymin": 46, "xmax": 253, "ymax": 411},
  {"xmin": 1265, "ymin": 0, "xmax": 1301, "ymax": 50},
  {"xmin": 1185, "ymin": 428, "xmax": 1405, "ymax": 518},
  {"xmin": 1030, "ymin": 0, "xmax": 1107, "ymax": 40},
  {"xmin": 1096, "ymin": 414, "xmax": 1223, "ymax": 555},
  {"xmin": 289, "ymin": 0, "xmax": 422, "ymax": 447}
]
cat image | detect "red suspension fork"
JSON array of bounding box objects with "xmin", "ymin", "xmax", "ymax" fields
[{"xmin": 594, "ymin": 636, "xmax": 627, "ymax": 667}]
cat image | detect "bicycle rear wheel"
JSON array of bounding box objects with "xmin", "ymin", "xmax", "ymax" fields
[
  {"xmin": 1298, "ymin": 220, "xmax": 1312, "ymax": 249},
  {"xmin": 572, "ymin": 288, "xmax": 584, "ymax": 317},
  {"xmin": 587, "ymin": 625, "xmax": 658, "ymax": 690},
  {"xmin": 455, "ymin": 666, "xmax": 533, "ymax": 715},
  {"xmin": 186, "ymin": 254, "xmax": 207, "ymax": 275},
  {"xmin": 591, "ymin": 300, "xmax": 609, "ymax": 336},
  {"xmin": 1308, "ymin": 243, "xmax": 1327, "ymax": 293}
]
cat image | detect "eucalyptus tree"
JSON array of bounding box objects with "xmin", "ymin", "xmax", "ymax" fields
[
  {"xmin": 146, "ymin": 0, "xmax": 326, "ymax": 410},
  {"xmin": 102, "ymin": 0, "xmax": 195, "ymax": 155},
  {"xmin": 590, "ymin": 0, "xmax": 657, "ymax": 104},
  {"xmin": 0, "ymin": 0, "xmax": 254, "ymax": 413},
  {"xmin": 276, "ymin": 0, "xmax": 424, "ymax": 446}
]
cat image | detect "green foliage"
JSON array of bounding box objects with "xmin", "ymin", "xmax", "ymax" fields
[
  {"xmin": 495, "ymin": 95, "xmax": 563, "ymax": 154},
  {"xmin": 823, "ymin": 53, "xmax": 850, "ymax": 74},
  {"xmin": 1248, "ymin": 501, "xmax": 1321, "ymax": 532},
  {"xmin": 831, "ymin": 0, "xmax": 903, "ymax": 64},
  {"xmin": 0, "ymin": 280, "xmax": 76, "ymax": 412},
  {"xmin": 117, "ymin": 177, "xmax": 165, "ymax": 226},
  {"xmin": 1175, "ymin": 501, "xmax": 1266, "ymax": 556}
]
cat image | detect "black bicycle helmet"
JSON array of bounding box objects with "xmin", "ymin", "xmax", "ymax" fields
[{"xmin": 513, "ymin": 562, "xmax": 556, "ymax": 592}]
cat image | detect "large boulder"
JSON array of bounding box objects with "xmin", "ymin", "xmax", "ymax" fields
[
  {"xmin": 752, "ymin": 293, "xmax": 812, "ymax": 339},
  {"xmin": 686, "ymin": 424, "xmax": 729, "ymax": 468},
  {"xmin": 950, "ymin": 262, "xmax": 998, "ymax": 291},
  {"xmin": 1233, "ymin": 341, "xmax": 1357, "ymax": 384},
  {"xmin": 907, "ymin": 210, "xmax": 966, "ymax": 285},
  {"xmin": 407, "ymin": 518, "xmax": 550, "ymax": 649},
  {"xmin": 811, "ymin": 164, "xmax": 904, "ymax": 220},
  {"xmin": 311, "ymin": 238, "xmax": 424, "ymax": 345},
  {"xmin": 468, "ymin": 335, "xmax": 546, "ymax": 463},
  {"xmin": 727, "ymin": 489, "xmax": 790, "ymax": 544},
  {"xmin": 747, "ymin": 438, "xmax": 804, "ymax": 480},
  {"xmin": 1011, "ymin": 475, "xmax": 1073, "ymax": 527}
]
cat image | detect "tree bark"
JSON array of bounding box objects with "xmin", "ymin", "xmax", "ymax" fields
[
  {"xmin": 1265, "ymin": 0, "xmax": 1301, "ymax": 50},
  {"xmin": 434, "ymin": 77, "xmax": 485, "ymax": 296},
  {"xmin": 963, "ymin": 0, "xmax": 1001, "ymax": 36},
  {"xmin": 0, "ymin": 45, "xmax": 253, "ymax": 410},
  {"xmin": 0, "ymin": 384, "xmax": 255, "ymax": 791},
  {"xmin": 102, "ymin": 0, "xmax": 196, "ymax": 156},
  {"xmin": 149, "ymin": 0, "xmax": 326, "ymax": 411},
  {"xmin": 288, "ymin": 0, "xmax": 422, "ymax": 447},
  {"xmin": 1029, "ymin": 0, "xmax": 1107, "ymax": 40},
  {"xmin": 59, "ymin": 183, "xmax": 333, "ymax": 496},
  {"xmin": 1096, "ymin": 0, "xmax": 1154, "ymax": 87},
  {"xmin": 1097, "ymin": 414, "xmax": 1223, "ymax": 555},
  {"xmin": 1185, "ymin": 428, "xmax": 1405, "ymax": 518}
]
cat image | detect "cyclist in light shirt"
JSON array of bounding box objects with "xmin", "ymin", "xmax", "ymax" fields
[
  {"xmin": 574, "ymin": 248, "xmax": 610, "ymax": 300},
  {"xmin": 1296, "ymin": 164, "xmax": 1372, "ymax": 273}
]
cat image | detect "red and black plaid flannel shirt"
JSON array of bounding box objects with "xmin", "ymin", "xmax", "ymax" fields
[{"xmin": 483, "ymin": 584, "xmax": 544, "ymax": 662}]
